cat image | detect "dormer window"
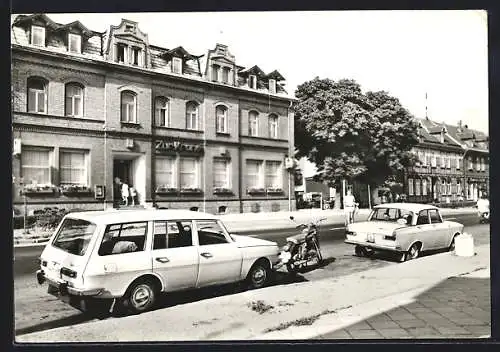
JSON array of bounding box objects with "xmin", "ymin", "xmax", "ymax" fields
[
  {"xmin": 249, "ymin": 75, "xmax": 257, "ymax": 89},
  {"xmin": 222, "ymin": 67, "xmax": 230, "ymax": 84},
  {"xmin": 125, "ymin": 24, "xmax": 135, "ymax": 32},
  {"xmin": 31, "ymin": 26, "xmax": 45, "ymax": 47},
  {"xmin": 269, "ymin": 79, "xmax": 276, "ymax": 94},
  {"xmin": 131, "ymin": 47, "xmax": 142, "ymax": 66},
  {"xmin": 68, "ymin": 33, "xmax": 82, "ymax": 53},
  {"xmin": 116, "ymin": 43, "xmax": 127, "ymax": 63},
  {"xmin": 172, "ymin": 57, "xmax": 183, "ymax": 74},
  {"xmin": 212, "ymin": 64, "xmax": 220, "ymax": 81}
]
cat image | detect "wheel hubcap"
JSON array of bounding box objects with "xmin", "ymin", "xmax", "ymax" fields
[
  {"xmin": 409, "ymin": 246, "xmax": 418, "ymax": 259},
  {"xmin": 252, "ymin": 267, "xmax": 266, "ymax": 285},
  {"xmin": 131, "ymin": 285, "xmax": 151, "ymax": 308}
]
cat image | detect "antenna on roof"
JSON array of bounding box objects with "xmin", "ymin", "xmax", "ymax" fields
[{"xmin": 425, "ymin": 92, "xmax": 428, "ymax": 120}]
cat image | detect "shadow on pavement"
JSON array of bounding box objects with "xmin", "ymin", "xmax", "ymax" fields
[
  {"xmin": 317, "ymin": 276, "xmax": 491, "ymax": 340},
  {"xmin": 15, "ymin": 313, "xmax": 96, "ymax": 336}
]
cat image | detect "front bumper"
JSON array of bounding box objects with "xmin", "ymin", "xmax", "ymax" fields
[
  {"xmin": 36, "ymin": 269, "xmax": 104, "ymax": 297},
  {"xmin": 344, "ymin": 240, "xmax": 403, "ymax": 253}
]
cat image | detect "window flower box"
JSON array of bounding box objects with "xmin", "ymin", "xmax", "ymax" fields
[
  {"xmin": 247, "ymin": 187, "xmax": 266, "ymax": 195},
  {"xmin": 21, "ymin": 184, "xmax": 58, "ymax": 196},
  {"xmin": 155, "ymin": 186, "xmax": 178, "ymax": 195},
  {"xmin": 60, "ymin": 184, "xmax": 92, "ymax": 196},
  {"xmin": 214, "ymin": 187, "xmax": 233, "ymax": 195},
  {"xmin": 180, "ymin": 187, "xmax": 203, "ymax": 195},
  {"xmin": 266, "ymin": 187, "xmax": 284, "ymax": 195}
]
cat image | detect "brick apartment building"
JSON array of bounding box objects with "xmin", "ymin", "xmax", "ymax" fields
[{"xmin": 11, "ymin": 14, "xmax": 297, "ymax": 215}]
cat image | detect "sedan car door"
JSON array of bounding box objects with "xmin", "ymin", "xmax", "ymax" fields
[
  {"xmin": 151, "ymin": 220, "xmax": 199, "ymax": 292},
  {"xmin": 414, "ymin": 210, "xmax": 437, "ymax": 250},
  {"xmin": 194, "ymin": 220, "xmax": 243, "ymax": 288},
  {"xmin": 428, "ymin": 209, "xmax": 452, "ymax": 249}
]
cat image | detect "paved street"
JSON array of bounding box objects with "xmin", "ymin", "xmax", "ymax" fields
[{"xmin": 14, "ymin": 213, "xmax": 486, "ymax": 338}]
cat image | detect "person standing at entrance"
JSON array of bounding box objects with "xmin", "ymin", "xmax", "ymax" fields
[
  {"xmin": 344, "ymin": 190, "xmax": 358, "ymax": 225},
  {"xmin": 121, "ymin": 182, "xmax": 130, "ymax": 206}
]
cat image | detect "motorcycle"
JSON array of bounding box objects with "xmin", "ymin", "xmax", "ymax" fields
[
  {"xmin": 479, "ymin": 210, "xmax": 489, "ymax": 224},
  {"xmin": 276, "ymin": 216, "xmax": 326, "ymax": 274}
]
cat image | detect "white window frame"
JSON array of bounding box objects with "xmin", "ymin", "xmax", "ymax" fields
[
  {"xmin": 221, "ymin": 67, "xmax": 230, "ymax": 84},
  {"xmin": 213, "ymin": 158, "xmax": 230, "ymax": 188},
  {"xmin": 68, "ymin": 33, "xmax": 82, "ymax": 53},
  {"xmin": 27, "ymin": 78, "xmax": 47, "ymax": 114},
  {"xmin": 179, "ymin": 157, "xmax": 199, "ymax": 188},
  {"xmin": 431, "ymin": 155, "xmax": 437, "ymax": 168},
  {"xmin": 131, "ymin": 47, "xmax": 142, "ymax": 66},
  {"xmin": 468, "ymin": 157, "xmax": 473, "ymax": 170},
  {"xmin": 446, "ymin": 156, "xmax": 451, "ymax": 169},
  {"xmin": 415, "ymin": 179, "xmax": 421, "ymax": 196},
  {"xmin": 447, "ymin": 182, "xmax": 452, "ymax": 195},
  {"xmin": 186, "ymin": 102, "xmax": 199, "ymax": 130},
  {"xmin": 21, "ymin": 147, "xmax": 52, "ymax": 185},
  {"xmin": 269, "ymin": 79, "xmax": 276, "ymax": 94},
  {"xmin": 65, "ymin": 83, "xmax": 84, "ymax": 117},
  {"xmin": 249, "ymin": 75, "xmax": 257, "ymax": 89},
  {"xmin": 116, "ymin": 43, "xmax": 127, "ymax": 63},
  {"xmin": 265, "ymin": 161, "xmax": 282, "ymax": 188},
  {"xmin": 215, "ymin": 105, "xmax": 228, "ymax": 133},
  {"xmin": 476, "ymin": 158, "xmax": 481, "ymax": 171},
  {"xmin": 31, "ymin": 25, "xmax": 45, "ymax": 47},
  {"xmin": 481, "ymin": 158, "xmax": 486, "ymax": 171},
  {"xmin": 155, "ymin": 156, "xmax": 176, "ymax": 188},
  {"xmin": 408, "ymin": 178, "xmax": 414, "ymax": 196},
  {"xmin": 212, "ymin": 64, "xmax": 220, "ymax": 81},
  {"xmin": 456, "ymin": 156, "xmax": 460, "ymax": 170},
  {"xmin": 246, "ymin": 160, "xmax": 264, "ymax": 189},
  {"xmin": 120, "ymin": 91, "xmax": 137, "ymax": 123},
  {"xmin": 249, "ymin": 111, "xmax": 259, "ymax": 137},
  {"xmin": 269, "ymin": 114, "xmax": 278, "ymax": 139},
  {"xmin": 441, "ymin": 156, "xmax": 446, "ymax": 168},
  {"xmin": 59, "ymin": 149, "xmax": 88, "ymax": 186},
  {"xmin": 422, "ymin": 179, "xmax": 428, "ymax": 196},
  {"xmin": 172, "ymin": 57, "xmax": 183, "ymax": 74},
  {"xmin": 155, "ymin": 97, "xmax": 170, "ymax": 127}
]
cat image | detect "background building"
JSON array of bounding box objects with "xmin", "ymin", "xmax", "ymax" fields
[{"xmin": 11, "ymin": 14, "xmax": 296, "ymax": 215}]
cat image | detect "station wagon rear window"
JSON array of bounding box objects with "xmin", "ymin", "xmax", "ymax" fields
[{"xmin": 52, "ymin": 218, "xmax": 97, "ymax": 256}]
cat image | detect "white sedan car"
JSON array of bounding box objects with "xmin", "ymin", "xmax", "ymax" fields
[
  {"xmin": 36, "ymin": 209, "xmax": 279, "ymax": 314},
  {"xmin": 345, "ymin": 203, "xmax": 464, "ymax": 262}
]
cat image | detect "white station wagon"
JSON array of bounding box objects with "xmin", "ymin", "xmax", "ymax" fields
[
  {"xmin": 36, "ymin": 209, "xmax": 279, "ymax": 314},
  {"xmin": 345, "ymin": 203, "xmax": 464, "ymax": 262}
]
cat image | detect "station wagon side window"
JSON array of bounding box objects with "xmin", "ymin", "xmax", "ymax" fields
[
  {"xmin": 98, "ymin": 222, "xmax": 148, "ymax": 256},
  {"xmin": 195, "ymin": 220, "xmax": 230, "ymax": 245},
  {"xmin": 416, "ymin": 210, "xmax": 430, "ymax": 225},
  {"xmin": 429, "ymin": 210, "xmax": 442, "ymax": 224},
  {"xmin": 153, "ymin": 221, "xmax": 193, "ymax": 250}
]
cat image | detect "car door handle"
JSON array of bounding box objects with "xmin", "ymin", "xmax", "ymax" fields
[
  {"xmin": 155, "ymin": 257, "xmax": 170, "ymax": 263},
  {"xmin": 200, "ymin": 252, "xmax": 213, "ymax": 258}
]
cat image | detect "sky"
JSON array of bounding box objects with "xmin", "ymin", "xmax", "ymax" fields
[{"xmin": 34, "ymin": 10, "xmax": 488, "ymax": 137}]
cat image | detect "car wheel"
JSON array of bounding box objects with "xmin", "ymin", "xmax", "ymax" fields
[
  {"xmin": 354, "ymin": 245, "xmax": 364, "ymax": 257},
  {"xmin": 449, "ymin": 235, "xmax": 459, "ymax": 252},
  {"xmin": 247, "ymin": 261, "xmax": 271, "ymax": 289},
  {"xmin": 124, "ymin": 280, "xmax": 157, "ymax": 314},
  {"xmin": 405, "ymin": 243, "xmax": 421, "ymax": 261}
]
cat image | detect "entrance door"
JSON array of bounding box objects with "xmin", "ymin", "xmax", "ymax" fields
[{"xmin": 113, "ymin": 159, "xmax": 133, "ymax": 206}]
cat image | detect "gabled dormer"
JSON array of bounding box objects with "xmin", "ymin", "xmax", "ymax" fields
[
  {"xmin": 162, "ymin": 46, "xmax": 203, "ymax": 76},
  {"xmin": 264, "ymin": 70, "xmax": 286, "ymax": 94},
  {"xmin": 205, "ymin": 43, "xmax": 237, "ymax": 85},
  {"xmin": 104, "ymin": 19, "xmax": 151, "ymax": 68},
  {"xmin": 52, "ymin": 21, "xmax": 96, "ymax": 54},
  {"xmin": 238, "ymin": 65, "xmax": 266, "ymax": 90},
  {"xmin": 13, "ymin": 14, "xmax": 59, "ymax": 48}
]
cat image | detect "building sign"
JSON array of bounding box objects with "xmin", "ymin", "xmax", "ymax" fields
[
  {"xmin": 94, "ymin": 185, "xmax": 105, "ymax": 199},
  {"xmin": 155, "ymin": 140, "xmax": 204, "ymax": 153}
]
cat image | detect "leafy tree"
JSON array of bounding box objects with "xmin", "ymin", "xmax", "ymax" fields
[{"xmin": 294, "ymin": 77, "xmax": 419, "ymax": 189}]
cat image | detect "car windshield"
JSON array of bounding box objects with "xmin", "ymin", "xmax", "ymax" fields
[
  {"xmin": 369, "ymin": 207, "xmax": 414, "ymax": 225},
  {"xmin": 52, "ymin": 218, "xmax": 97, "ymax": 256}
]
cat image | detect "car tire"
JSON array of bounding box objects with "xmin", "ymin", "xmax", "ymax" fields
[
  {"xmin": 354, "ymin": 245, "xmax": 364, "ymax": 257},
  {"xmin": 123, "ymin": 280, "xmax": 157, "ymax": 314},
  {"xmin": 355, "ymin": 245, "xmax": 373, "ymax": 257},
  {"xmin": 449, "ymin": 234, "xmax": 459, "ymax": 252},
  {"xmin": 247, "ymin": 260, "xmax": 271, "ymax": 289},
  {"xmin": 404, "ymin": 243, "xmax": 421, "ymax": 261}
]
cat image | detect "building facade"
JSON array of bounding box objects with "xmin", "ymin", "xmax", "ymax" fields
[
  {"xmin": 405, "ymin": 118, "xmax": 489, "ymax": 204},
  {"xmin": 11, "ymin": 14, "xmax": 296, "ymax": 215}
]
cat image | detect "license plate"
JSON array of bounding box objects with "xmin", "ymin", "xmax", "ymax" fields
[{"xmin": 367, "ymin": 234, "xmax": 375, "ymax": 243}]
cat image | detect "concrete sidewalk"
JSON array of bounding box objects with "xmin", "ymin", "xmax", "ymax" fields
[
  {"xmin": 16, "ymin": 241, "xmax": 490, "ymax": 342},
  {"xmin": 13, "ymin": 207, "xmax": 477, "ymax": 247}
]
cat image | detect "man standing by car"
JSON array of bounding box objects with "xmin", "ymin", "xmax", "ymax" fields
[{"xmin": 344, "ymin": 190, "xmax": 358, "ymax": 225}]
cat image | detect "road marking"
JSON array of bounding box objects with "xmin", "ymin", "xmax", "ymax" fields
[
  {"xmin": 331, "ymin": 227, "xmax": 346, "ymax": 230},
  {"xmin": 444, "ymin": 217, "xmax": 457, "ymax": 221},
  {"xmin": 248, "ymin": 235, "xmax": 259, "ymax": 237}
]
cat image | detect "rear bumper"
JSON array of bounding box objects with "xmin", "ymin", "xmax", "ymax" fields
[
  {"xmin": 36, "ymin": 269, "xmax": 104, "ymax": 297},
  {"xmin": 344, "ymin": 240, "xmax": 403, "ymax": 253}
]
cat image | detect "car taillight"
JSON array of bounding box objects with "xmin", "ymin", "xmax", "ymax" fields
[
  {"xmin": 345, "ymin": 230, "xmax": 356, "ymax": 236},
  {"xmin": 60, "ymin": 267, "xmax": 77, "ymax": 278}
]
